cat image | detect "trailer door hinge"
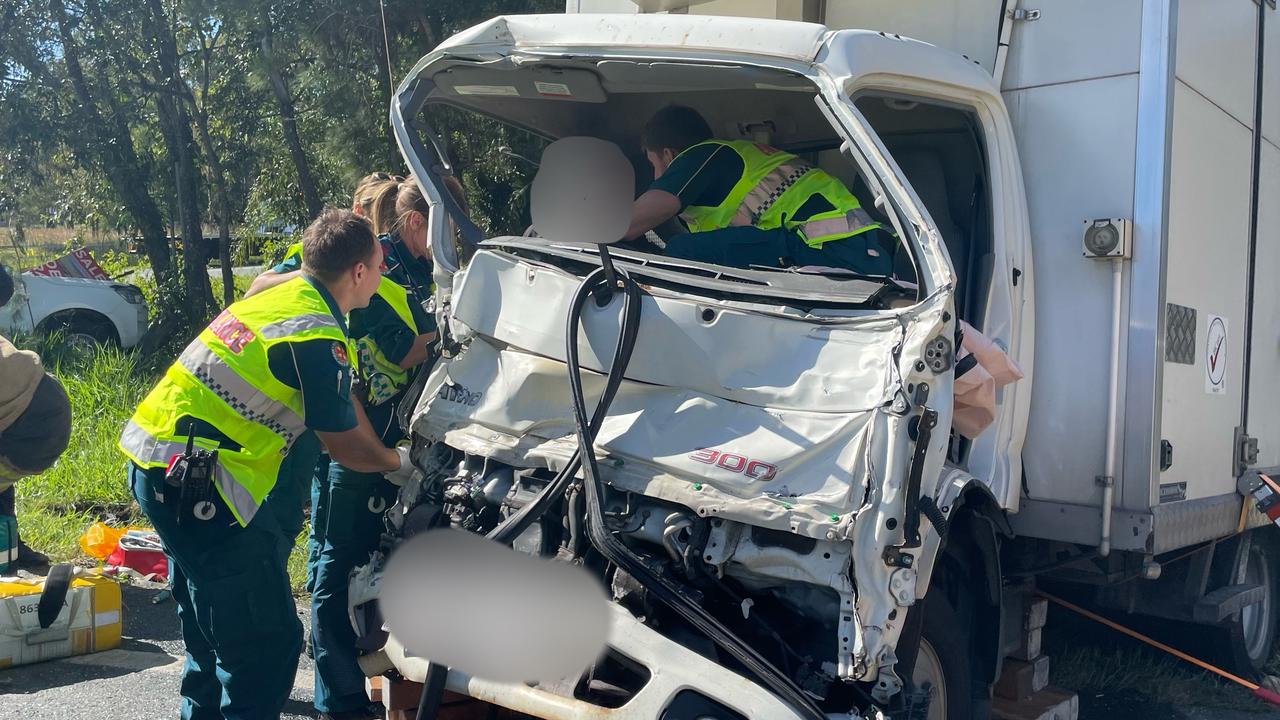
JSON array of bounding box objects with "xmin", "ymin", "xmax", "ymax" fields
[
  {"xmin": 1012, "ymin": 8, "xmax": 1041, "ymax": 21},
  {"xmin": 1235, "ymin": 427, "xmax": 1259, "ymax": 477}
]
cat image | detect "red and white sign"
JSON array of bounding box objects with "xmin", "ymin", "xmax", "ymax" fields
[{"xmin": 26, "ymin": 248, "xmax": 110, "ymax": 281}]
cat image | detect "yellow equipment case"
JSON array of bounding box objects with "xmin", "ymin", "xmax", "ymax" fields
[{"xmin": 0, "ymin": 568, "xmax": 123, "ymax": 669}]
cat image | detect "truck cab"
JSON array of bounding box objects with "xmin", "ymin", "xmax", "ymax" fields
[
  {"xmin": 355, "ymin": 2, "xmax": 1280, "ymax": 717},
  {"xmin": 345, "ymin": 12, "xmax": 1037, "ymax": 719}
]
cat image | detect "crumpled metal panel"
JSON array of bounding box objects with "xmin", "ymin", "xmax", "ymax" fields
[
  {"xmin": 415, "ymin": 338, "xmax": 874, "ymax": 541},
  {"xmin": 450, "ymin": 250, "xmax": 904, "ymax": 414}
]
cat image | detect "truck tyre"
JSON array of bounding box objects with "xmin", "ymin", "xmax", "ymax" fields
[
  {"xmin": 913, "ymin": 553, "xmax": 981, "ymax": 720},
  {"xmin": 1215, "ymin": 532, "xmax": 1279, "ymax": 674}
]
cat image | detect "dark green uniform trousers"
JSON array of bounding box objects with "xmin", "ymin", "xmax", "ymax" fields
[
  {"xmin": 664, "ymin": 225, "xmax": 895, "ymax": 276},
  {"xmin": 130, "ymin": 463, "xmax": 303, "ymax": 720},
  {"xmin": 305, "ymin": 450, "xmax": 332, "ymax": 594},
  {"xmin": 310, "ymin": 461, "xmax": 398, "ymax": 714}
]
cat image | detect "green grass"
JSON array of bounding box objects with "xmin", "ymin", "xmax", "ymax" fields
[
  {"xmin": 14, "ymin": 343, "xmax": 149, "ymax": 559},
  {"xmin": 10, "ymin": 339, "xmax": 313, "ymax": 594},
  {"xmin": 1051, "ymin": 643, "xmax": 1262, "ymax": 712},
  {"xmin": 1045, "ymin": 603, "xmax": 1280, "ymax": 716}
]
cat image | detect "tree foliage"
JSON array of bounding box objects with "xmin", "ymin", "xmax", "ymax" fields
[{"xmin": 0, "ymin": 0, "xmax": 558, "ymax": 344}]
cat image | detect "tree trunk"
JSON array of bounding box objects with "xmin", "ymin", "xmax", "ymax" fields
[
  {"xmin": 194, "ymin": 114, "xmax": 235, "ymax": 306},
  {"xmin": 184, "ymin": 49, "xmax": 235, "ymax": 306},
  {"xmin": 50, "ymin": 0, "xmax": 171, "ymax": 280},
  {"xmin": 176, "ymin": 23, "xmax": 234, "ymax": 304},
  {"xmin": 260, "ymin": 28, "xmax": 323, "ymax": 220},
  {"xmin": 144, "ymin": 0, "xmax": 212, "ymax": 322}
]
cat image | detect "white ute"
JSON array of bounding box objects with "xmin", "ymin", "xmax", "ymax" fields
[
  {"xmin": 1, "ymin": 263, "xmax": 148, "ymax": 349},
  {"xmin": 351, "ymin": 3, "xmax": 1280, "ymax": 719}
]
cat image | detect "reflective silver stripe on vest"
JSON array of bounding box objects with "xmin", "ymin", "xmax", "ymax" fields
[
  {"xmin": 119, "ymin": 420, "xmax": 262, "ymax": 525},
  {"xmin": 0, "ymin": 546, "xmax": 16, "ymax": 564},
  {"xmin": 799, "ymin": 208, "xmax": 880, "ymax": 242},
  {"xmin": 259, "ymin": 313, "xmax": 340, "ymax": 340},
  {"xmin": 739, "ymin": 159, "xmax": 816, "ymax": 225},
  {"xmin": 214, "ymin": 463, "xmax": 261, "ymax": 525},
  {"xmin": 120, "ymin": 419, "xmax": 189, "ymax": 467},
  {"xmin": 177, "ymin": 342, "xmax": 307, "ymax": 446}
]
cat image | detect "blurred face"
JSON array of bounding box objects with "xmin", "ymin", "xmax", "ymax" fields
[
  {"xmin": 646, "ymin": 148, "xmax": 677, "ymax": 179},
  {"xmin": 401, "ymin": 209, "xmax": 431, "ymax": 260}
]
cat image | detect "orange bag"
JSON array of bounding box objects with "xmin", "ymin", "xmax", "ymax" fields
[{"xmin": 77, "ymin": 522, "xmax": 127, "ymax": 560}]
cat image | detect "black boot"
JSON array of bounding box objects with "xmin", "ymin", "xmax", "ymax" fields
[{"xmin": 13, "ymin": 540, "xmax": 50, "ymax": 571}]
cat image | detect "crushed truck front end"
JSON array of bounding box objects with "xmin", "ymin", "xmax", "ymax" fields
[{"xmin": 348, "ymin": 14, "xmax": 993, "ymax": 718}]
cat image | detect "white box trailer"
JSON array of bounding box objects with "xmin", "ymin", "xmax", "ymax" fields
[{"xmin": 357, "ymin": 3, "xmax": 1280, "ymax": 718}]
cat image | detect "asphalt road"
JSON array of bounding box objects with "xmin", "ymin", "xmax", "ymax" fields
[
  {"xmin": 0, "ymin": 582, "xmax": 318, "ymax": 720},
  {"xmin": 1, "ymin": 578, "xmax": 1276, "ymax": 720}
]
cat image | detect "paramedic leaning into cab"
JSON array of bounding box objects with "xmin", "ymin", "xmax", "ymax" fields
[
  {"xmin": 119, "ymin": 209, "xmax": 414, "ymax": 720},
  {"xmin": 624, "ymin": 105, "xmax": 894, "ymax": 275},
  {"xmin": 310, "ymin": 177, "xmax": 442, "ymax": 719}
]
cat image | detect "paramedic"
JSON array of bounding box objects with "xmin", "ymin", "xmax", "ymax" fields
[
  {"xmin": 119, "ymin": 209, "xmax": 413, "ymax": 720},
  {"xmin": 0, "ymin": 265, "xmax": 72, "ymax": 571},
  {"xmin": 624, "ymin": 105, "xmax": 894, "ymax": 275},
  {"xmin": 311, "ymin": 178, "xmax": 441, "ymax": 719},
  {"xmin": 244, "ymin": 173, "xmax": 401, "ymax": 598}
]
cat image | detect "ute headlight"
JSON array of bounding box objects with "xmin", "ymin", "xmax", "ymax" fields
[{"xmin": 112, "ymin": 284, "xmax": 146, "ymax": 305}]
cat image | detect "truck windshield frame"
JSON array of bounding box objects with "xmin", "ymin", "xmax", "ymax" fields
[{"xmin": 392, "ymin": 46, "xmax": 949, "ymax": 310}]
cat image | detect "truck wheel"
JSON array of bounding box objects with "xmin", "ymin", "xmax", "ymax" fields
[
  {"xmin": 1216, "ymin": 533, "xmax": 1278, "ymax": 674},
  {"xmin": 913, "ymin": 554, "xmax": 979, "ymax": 720}
]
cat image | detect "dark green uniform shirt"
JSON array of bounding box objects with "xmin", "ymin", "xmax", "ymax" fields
[
  {"xmin": 348, "ymin": 234, "xmax": 436, "ymax": 443},
  {"xmin": 649, "ymin": 142, "xmax": 841, "ymax": 226}
]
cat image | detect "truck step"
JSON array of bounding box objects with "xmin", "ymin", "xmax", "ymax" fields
[
  {"xmin": 992, "ymin": 686, "xmax": 1079, "ymax": 720},
  {"xmin": 1194, "ymin": 583, "xmax": 1265, "ymax": 623}
]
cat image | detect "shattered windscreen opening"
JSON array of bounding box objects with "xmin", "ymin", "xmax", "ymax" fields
[{"xmin": 414, "ymin": 57, "xmax": 916, "ymax": 306}]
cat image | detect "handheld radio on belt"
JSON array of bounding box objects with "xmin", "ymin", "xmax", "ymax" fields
[{"xmin": 164, "ymin": 428, "xmax": 220, "ymax": 523}]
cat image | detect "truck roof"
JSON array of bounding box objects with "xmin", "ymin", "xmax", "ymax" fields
[
  {"xmin": 434, "ymin": 13, "xmax": 999, "ymax": 98},
  {"xmin": 439, "ymin": 13, "xmax": 829, "ymax": 63}
]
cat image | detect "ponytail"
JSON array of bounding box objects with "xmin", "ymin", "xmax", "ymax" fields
[
  {"xmin": 394, "ymin": 175, "xmax": 469, "ymax": 234},
  {"xmin": 365, "ymin": 180, "xmax": 400, "ymax": 235}
]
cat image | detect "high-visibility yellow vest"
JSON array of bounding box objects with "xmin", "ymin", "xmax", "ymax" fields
[
  {"xmin": 282, "ymin": 241, "xmax": 303, "ymax": 265},
  {"xmin": 677, "ymin": 140, "xmax": 882, "ymax": 247},
  {"xmin": 356, "ymin": 277, "xmax": 420, "ymax": 405},
  {"xmin": 118, "ymin": 277, "xmax": 354, "ymax": 526}
]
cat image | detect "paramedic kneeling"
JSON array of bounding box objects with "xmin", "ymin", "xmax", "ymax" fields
[
  {"xmin": 119, "ymin": 209, "xmax": 413, "ymax": 720},
  {"xmin": 624, "ymin": 105, "xmax": 894, "ymax": 275}
]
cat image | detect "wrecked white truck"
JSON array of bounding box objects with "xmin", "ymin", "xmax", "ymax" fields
[{"xmin": 350, "ymin": 5, "xmax": 1280, "ymax": 719}]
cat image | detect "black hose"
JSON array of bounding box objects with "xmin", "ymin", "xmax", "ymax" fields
[
  {"xmin": 918, "ymin": 496, "xmax": 949, "ymax": 539},
  {"xmin": 415, "ymin": 660, "xmax": 448, "ymax": 720},
  {"xmin": 564, "ymin": 256, "xmax": 828, "ymax": 720},
  {"xmin": 486, "ymin": 260, "xmax": 639, "ymax": 546}
]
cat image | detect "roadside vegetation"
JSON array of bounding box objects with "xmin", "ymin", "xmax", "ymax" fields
[{"xmin": 2, "ymin": 0, "xmax": 558, "ymax": 594}]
